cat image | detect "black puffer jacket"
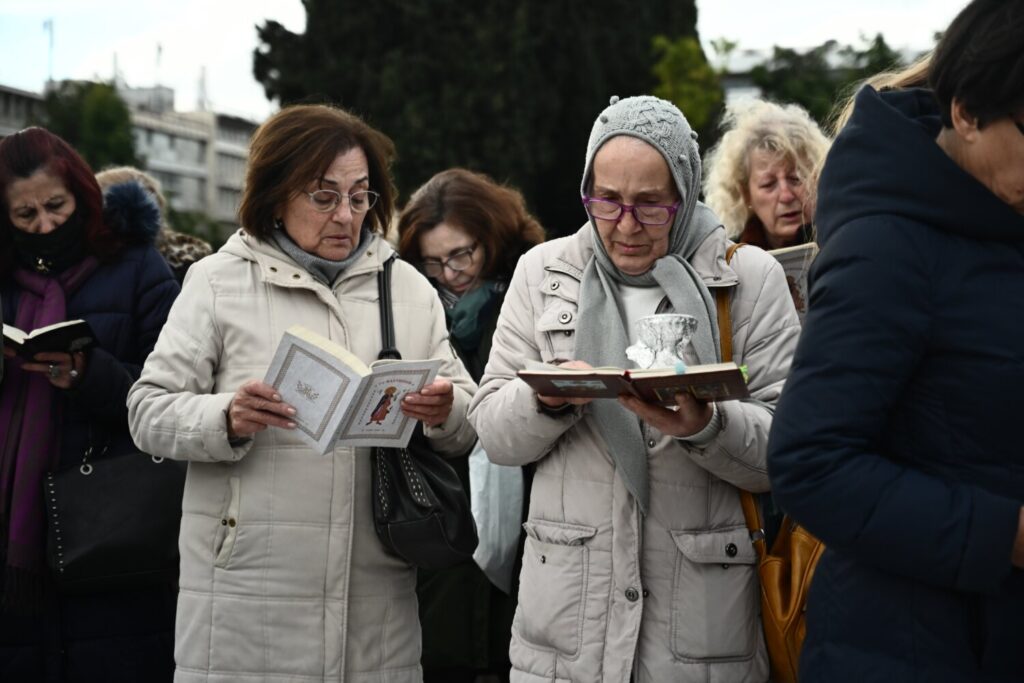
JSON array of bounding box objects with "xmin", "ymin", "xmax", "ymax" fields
[{"xmin": 768, "ymin": 87, "xmax": 1024, "ymax": 682}]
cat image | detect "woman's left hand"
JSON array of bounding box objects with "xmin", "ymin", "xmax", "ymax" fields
[
  {"xmin": 619, "ymin": 391, "xmax": 713, "ymax": 438},
  {"xmin": 22, "ymin": 351, "xmax": 86, "ymax": 390},
  {"xmin": 401, "ymin": 377, "xmax": 455, "ymax": 428}
]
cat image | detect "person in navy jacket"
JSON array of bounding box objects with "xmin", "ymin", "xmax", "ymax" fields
[
  {"xmin": 0, "ymin": 127, "xmax": 179, "ymax": 682},
  {"xmin": 767, "ymin": 1, "xmax": 1024, "ymax": 681}
]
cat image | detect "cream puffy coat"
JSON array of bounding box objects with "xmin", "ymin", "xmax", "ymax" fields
[
  {"xmin": 128, "ymin": 230, "xmax": 476, "ymax": 683},
  {"xmin": 468, "ymin": 226, "xmax": 800, "ymax": 683}
]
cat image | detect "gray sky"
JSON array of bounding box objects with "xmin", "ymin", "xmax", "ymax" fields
[{"xmin": 0, "ymin": 0, "xmax": 969, "ymax": 121}]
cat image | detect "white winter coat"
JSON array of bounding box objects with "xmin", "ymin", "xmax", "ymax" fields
[
  {"xmin": 468, "ymin": 226, "xmax": 800, "ymax": 683},
  {"xmin": 128, "ymin": 230, "xmax": 476, "ymax": 683}
]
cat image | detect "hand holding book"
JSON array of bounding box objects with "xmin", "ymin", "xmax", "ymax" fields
[{"xmin": 226, "ymin": 379, "xmax": 298, "ymax": 440}]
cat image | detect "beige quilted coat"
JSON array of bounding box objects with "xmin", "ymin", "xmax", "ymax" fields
[
  {"xmin": 468, "ymin": 226, "xmax": 800, "ymax": 683},
  {"xmin": 128, "ymin": 230, "xmax": 477, "ymax": 683}
]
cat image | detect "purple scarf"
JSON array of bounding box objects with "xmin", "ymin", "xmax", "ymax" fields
[{"xmin": 0, "ymin": 257, "xmax": 98, "ymax": 586}]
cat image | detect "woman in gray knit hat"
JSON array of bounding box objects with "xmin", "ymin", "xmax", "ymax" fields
[{"xmin": 468, "ymin": 95, "xmax": 800, "ymax": 682}]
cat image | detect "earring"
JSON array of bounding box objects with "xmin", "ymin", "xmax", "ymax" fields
[{"xmin": 274, "ymin": 218, "xmax": 284, "ymax": 230}]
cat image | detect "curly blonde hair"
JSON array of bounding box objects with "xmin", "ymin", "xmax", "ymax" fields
[{"xmin": 703, "ymin": 99, "xmax": 831, "ymax": 239}]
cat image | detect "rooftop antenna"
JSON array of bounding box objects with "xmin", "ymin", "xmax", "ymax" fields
[
  {"xmin": 43, "ymin": 19, "xmax": 54, "ymax": 83},
  {"xmin": 155, "ymin": 42, "xmax": 162, "ymax": 86},
  {"xmin": 197, "ymin": 66, "xmax": 208, "ymax": 111}
]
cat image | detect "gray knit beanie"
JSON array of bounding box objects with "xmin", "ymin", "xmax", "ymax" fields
[{"xmin": 580, "ymin": 95, "xmax": 703, "ymax": 259}]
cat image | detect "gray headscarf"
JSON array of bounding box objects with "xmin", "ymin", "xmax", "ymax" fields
[{"xmin": 574, "ymin": 95, "xmax": 725, "ymax": 514}]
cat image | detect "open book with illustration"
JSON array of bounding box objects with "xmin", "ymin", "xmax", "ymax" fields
[
  {"xmin": 3, "ymin": 319, "xmax": 96, "ymax": 359},
  {"xmin": 264, "ymin": 325, "xmax": 441, "ymax": 454},
  {"xmin": 768, "ymin": 242, "xmax": 818, "ymax": 323},
  {"xmin": 517, "ymin": 359, "xmax": 750, "ymax": 405}
]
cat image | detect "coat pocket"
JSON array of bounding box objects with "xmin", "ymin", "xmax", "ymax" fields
[
  {"xmin": 213, "ymin": 476, "xmax": 241, "ymax": 568},
  {"xmin": 670, "ymin": 527, "xmax": 759, "ymax": 661},
  {"xmin": 516, "ymin": 519, "xmax": 597, "ymax": 656}
]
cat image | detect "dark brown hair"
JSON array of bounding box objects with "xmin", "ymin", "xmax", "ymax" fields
[
  {"xmin": 929, "ymin": 0, "xmax": 1024, "ymax": 129},
  {"xmin": 239, "ymin": 104, "xmax": 397, "ymax": 240},
  {"xmin": 397, "ymin": 168, "xmax": 545, "ymax": 281}
]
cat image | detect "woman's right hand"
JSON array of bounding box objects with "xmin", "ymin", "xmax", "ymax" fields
[
  {"xmin": 536, "ymin": 359, "xmax": 595, "ymax": 408},
  {"xmin": 226, "ymin": 380, "xmax": 296, "ymax": 439}
]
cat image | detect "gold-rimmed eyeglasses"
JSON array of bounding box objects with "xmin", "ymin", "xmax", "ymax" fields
[{"xmin": 306, "ymin": 189, "xmax": 380, "ymax": 214}]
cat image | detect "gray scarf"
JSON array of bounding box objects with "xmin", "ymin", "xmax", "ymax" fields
[
  {"xmin": 574, "ymin": 95, "xmax": 724, "ymax": 514},
  {"xmin": 271, "ymin": 226, "xmax": 374, "ymax": 285}
]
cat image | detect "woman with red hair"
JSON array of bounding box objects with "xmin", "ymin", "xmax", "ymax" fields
[{"xmin": 0, "ymin": 127, "xmax": 179, "ymax": 681}]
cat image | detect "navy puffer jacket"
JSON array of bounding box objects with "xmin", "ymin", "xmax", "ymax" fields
[{"xmin": 768, "ymin": 87, "xmax": 1024, "ymax": 682}]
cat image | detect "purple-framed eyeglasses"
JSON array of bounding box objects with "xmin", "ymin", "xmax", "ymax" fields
[{"xmin": 581, "ymin": 195, "xmax": 682, "ymax": 226}]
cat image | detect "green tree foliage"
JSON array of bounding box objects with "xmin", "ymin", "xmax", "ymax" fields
[
  {"xmin": 651, "ymin": 36, "xmax": 724, "ymax": 134},
  {"xmin": 253, "ymin": 0, "xmax": 703, "ymax": 237},
  {"xmin": 36, "ymin": 81, "xmax": 139, "ymax": 171},
  {"xmin": 751, "ymin": 34, "xmax": 905, "ymax": 125}
]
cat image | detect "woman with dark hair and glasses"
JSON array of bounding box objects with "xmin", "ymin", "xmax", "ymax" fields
[
  {"xmin": 397, "ymin": 168, "xmax": 544, "ymax": 682},
  {"xmin": 467, "ymin": 96, "xmax": 799, "ymax": 682},
  {"xmin": 768, "ymin": 1, "xmax": 1024, "ymax": 680},
  {"xmin": 128, "ymin": 105, "xmax": 477, "ymax": 682}
]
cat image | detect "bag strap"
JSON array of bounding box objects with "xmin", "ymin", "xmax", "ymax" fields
[
  {"xmin": 715, "ymin": 243, "xmax": 768, "ymax": 559},
  {"xmin": 377, "ymin": 255, "xmax": 402, "ymax": 361}
]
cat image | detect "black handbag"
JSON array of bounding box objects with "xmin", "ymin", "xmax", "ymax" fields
[
  {"xmin": 371, "ymin": 256, "xmax": 478, "ymax": 570},
  {"xmin": 44, "ymin": 428, "xmax": 186, "ymax": 592}
]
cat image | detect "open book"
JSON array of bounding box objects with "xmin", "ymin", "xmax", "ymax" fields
[
  {"xmin": 517, "ymin": 360, "xmax": 750, "ymax": 405},
  {"xmin": 768, "ymin": 242, "xmax": 818, "ymax": 323},
  {"xmin": 264, "ymin": 325, "xmax": 442, "ymax": 454},
  {"xmin": 3, "ymin": 320, "xmax": 96, "ymax": 359}
]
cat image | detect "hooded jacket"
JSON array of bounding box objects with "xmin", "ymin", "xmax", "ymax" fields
[
  {"xmin": 768, "ymin": 87, "xmax": 1024, "ymax": 682},
  {"xmin": 128, "ymin": 230, "xmax": 477, "ymax": 683}
]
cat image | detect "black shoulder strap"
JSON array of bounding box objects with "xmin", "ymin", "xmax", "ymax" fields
[{"xmin": 377, "ymin": 255, "xmax": 402, "ymax": 361}]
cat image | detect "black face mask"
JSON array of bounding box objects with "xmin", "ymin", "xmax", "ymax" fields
[{"xmin": 10, "ymin": 212, "xmax": 87, "ymax": 274}]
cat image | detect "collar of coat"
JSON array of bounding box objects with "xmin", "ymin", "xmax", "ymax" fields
[
  {"xmin": 541, "ymin": 223, "xmax": 740, "ymax": 289},
  {"xmin": 218, "ymin": 228, "xmax": 395, "ymax": 290}
]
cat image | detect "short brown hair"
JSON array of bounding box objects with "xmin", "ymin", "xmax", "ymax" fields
[
  {"xmin": 239, "ymin": 104, "xmax": 397, "ymax": 240},
  {"xmin": 397, "ymin": 168, "xmax": 545, "ymax": 281}
]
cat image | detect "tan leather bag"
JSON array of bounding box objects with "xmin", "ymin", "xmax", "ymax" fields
[{"xmin": 716, "ymin": 243, "xmax": 825, "ymax": 683}]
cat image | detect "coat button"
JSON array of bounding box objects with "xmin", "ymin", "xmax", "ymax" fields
[
  {"xmin": 647, "ymin": 439, "xmax": 656, "ymax": 448},
  {"xmin": 228, "ymin": 518, "xmax": 237, "ymax": 528},
  {"xmin": 221, "ymin": 519, "xmax": 227, "ymax": 526},
  {"xmin": 550, "ymin": 281, "xmax": 560, "ymax": 291},
  {"xmin": 642, "ymin": 589, "xmax": 650, "ymax": 598},
  {"xmin": 625, "ymin": 587, "xmax": 640, "ymax": 602},
  {"xmin": 269, "ymin": 266, "xmax": 278, "ymax": 273},
  {"xmin": 292, "ymin": 273, "xmax": 301, "ymax": 280},
  {"xmin": 725, "ymin": 542, "xmax": 738, "ymax": 557},
  {"xmin": 559, "ymin": 311, "xmax": 572, "ymax": 324}
]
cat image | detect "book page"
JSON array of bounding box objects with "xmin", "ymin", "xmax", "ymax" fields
[
  {"xmin": 2, "ymin": 324, "xmax": 26, "ymax": 345},
  {"xmin": 264, "ymin": 330, "xmax": 367, "ymax": 455},
  {"xmin": 769, "ymin": 243, "xmax": 818, "ymax": 322},
  {"xmin": 335, "ymin": 359, "xmax": 441, "ymax": 448}
]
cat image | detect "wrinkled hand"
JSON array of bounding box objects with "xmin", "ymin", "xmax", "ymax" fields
[
  {"xmin": 226, "ymin": 380, "xmax": 296, "ymax": 438},
  {"xmin": 401, "ymin": 377, "xmax": 454, "ymax": 428},
  {"xmin": 618, "ymin": 391, "xmax": 713, "ymax": 438},
  {"xmin": 536, "ymin": 359, "xmax": 596, "ymax": 408},
  {"xmin": 21, "ymin": 351, "xmax": 86, "ymax": 390}
]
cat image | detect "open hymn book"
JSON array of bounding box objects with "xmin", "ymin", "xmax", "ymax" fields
[
  {"xmin": 264, "ymin": 325, "xmax": 442, "ymax": 454},
  {"xmin": 517, "ymin": 359, "xmax": 750, "ymax": 406},
  {"xmin": 768, "ymin": 242, "xmax": 818, "ymax": 323},
  {"xmin": 3, "ymin": 319, "xmax": 96, "ymax": 359}
]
